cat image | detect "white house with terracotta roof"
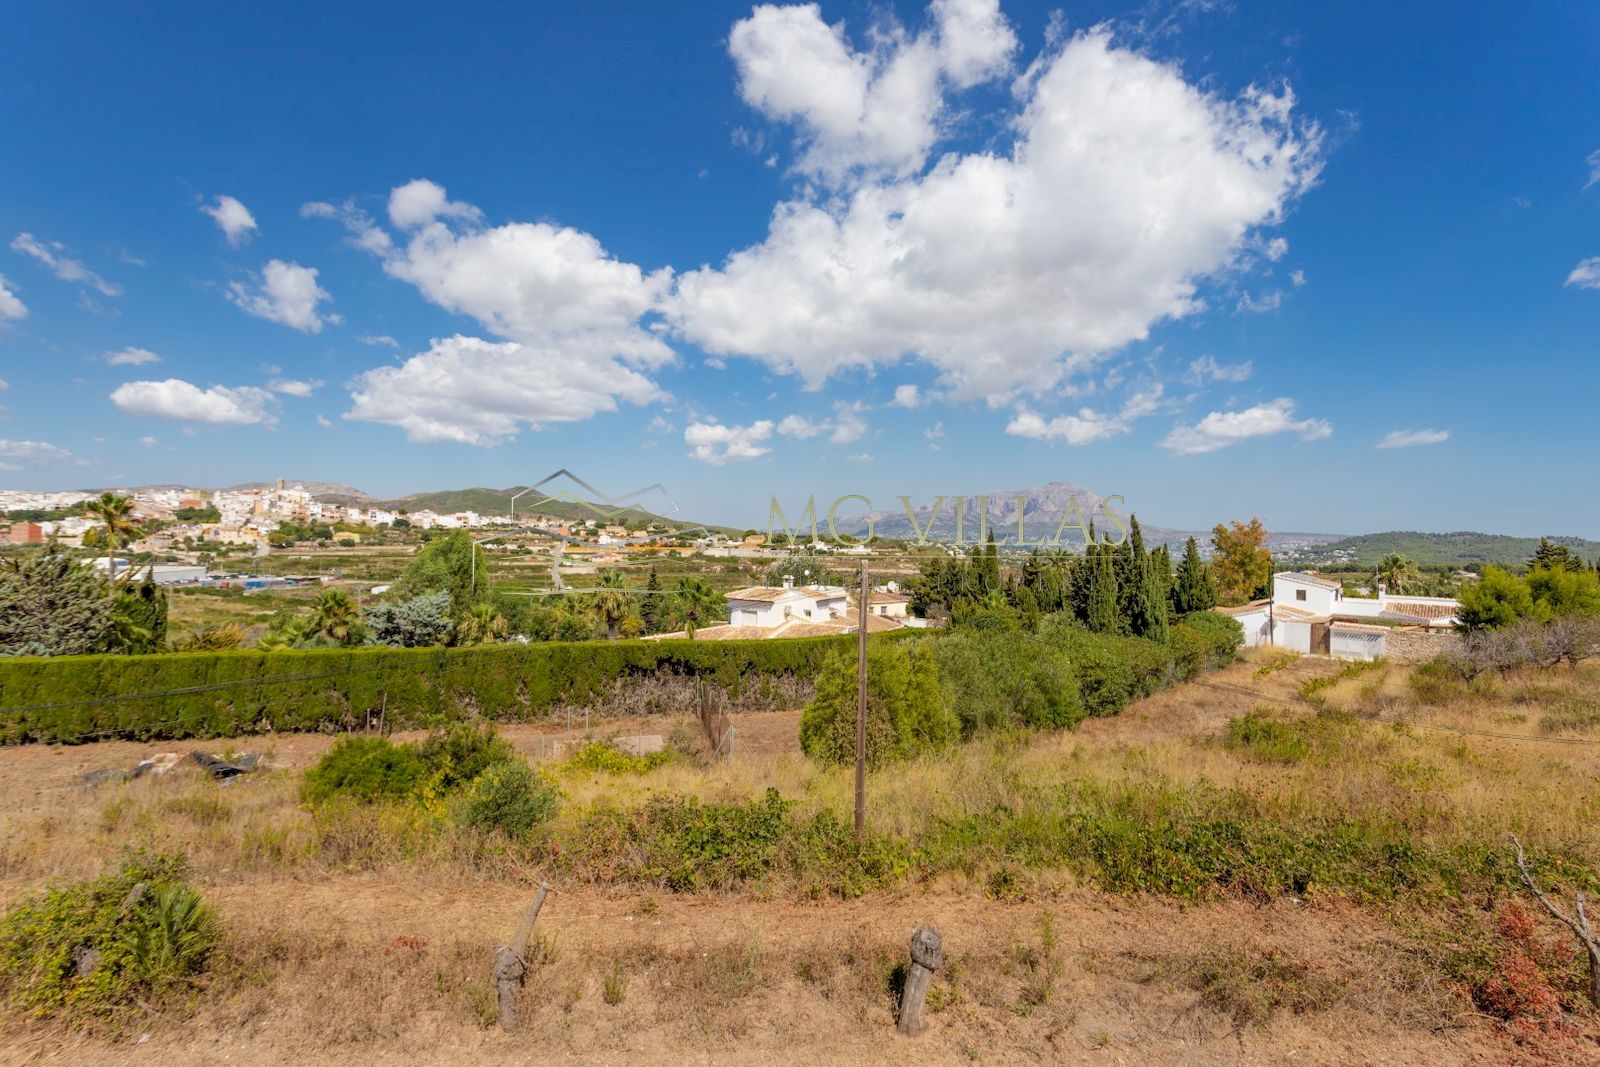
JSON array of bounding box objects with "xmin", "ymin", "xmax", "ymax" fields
[
  {"xmin": 644, "ymin": 576, "xmax": 907, "ymax": 642},
  {"xmin": 1217, "ymin": 571, "xmax": 1460, "ymax": 660},
  {"xmin": 724, "ymin": 577, "xmax": 849, "ymax": 627},
  {"xmin": 867, "ymin": 584, "xmax": 911, "ymax": 619}
]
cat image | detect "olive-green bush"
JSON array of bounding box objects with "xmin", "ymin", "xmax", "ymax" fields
[
  {"xmin": 0, "ymin": 852, "xmax": 219, "ymax": 1021},
  {"xmin": 451, "ymin": 760, "xmax": 561, "ymax": 842},
  {"xmin": 300, "ymin": 737, "xmax": 427, "ymax": 805}
]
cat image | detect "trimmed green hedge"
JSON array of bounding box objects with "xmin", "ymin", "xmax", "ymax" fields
[{"xmin": 0, "ymin": 636, "xmax": 866, "ymax": 745}]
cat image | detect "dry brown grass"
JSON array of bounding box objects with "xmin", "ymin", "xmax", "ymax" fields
[{"xmin": 2, "ymin": 651, "xmax": 1599, "ymax": 1064}]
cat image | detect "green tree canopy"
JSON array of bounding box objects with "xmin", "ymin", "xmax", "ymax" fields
[
  {"xmin": 389, "ymin": 531, "xmax": 488, "ymax": 617},
  {"xmin": 764, "ymin": 553, "xmax": 837, "ymax": 588},
  {"xmin": 1456, "ymin": 567, "xmax": 1537, "ymax": 631},
  {"xmin": 1528, "ymin": 537, "xmax": 1585, "ymax": 573},
  {"xmin": 0, "ymin": 548, "xmax": 114, "ymax": 656},
  {"xmin": 798, "ymin": 640, "xmax": 957, "ymax": 767}
]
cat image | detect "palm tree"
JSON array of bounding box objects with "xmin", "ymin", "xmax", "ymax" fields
[
  {"xmin": 84, "ymin": 492, "xmax": 144, "ymax": 590},
  {"xmin": 309, "ymin": 589, "xmax": 364, "ymax": 646},
  {"xmin": 593, "ymin": 569, "xmax": 630, "ymax": 640},
  {"xmin": 1375, "ymin": 553, "xmax": 1422, "ymax": 596},
  {"xmin": 456, "ymin": 602, "xmax": 508, "ymax": 645},
  {"xmin": 672, "ymin": 577, "xmax": 725, "ymax": 637}
]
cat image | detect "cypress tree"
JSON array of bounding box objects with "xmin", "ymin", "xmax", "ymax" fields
[
  {"xmin": 981, "ymin": 529, "xmax": 1000, "ymax": 594},
  {"xmin": 1087, "ymin": 543, "xmax": 1120, "ymax": 634},
  {"xmin": 1173, "ymin": 536, "xmax": 1218, "ymax": 615},
  {"xmin": 640, "ymin": 566, "xmax": 662, "ymax": 633},
  {"xmin": 1142, "ymin": 547, "xmax": 1170, "ymax": 643}
]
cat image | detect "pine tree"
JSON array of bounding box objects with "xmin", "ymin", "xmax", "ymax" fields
[
  {"xmin": 1529, "ymin": 537, "xmax": 1582, "ymax": 573},
  {"xmin": 1173, "ymin": 536, "xmax": 1218, "ymax": 615}
]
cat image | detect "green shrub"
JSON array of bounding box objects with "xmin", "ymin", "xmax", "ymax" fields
[
  {"xmin": 932, "ymin": 631, "xmax": 1083, "ymax": 735},
  {"xmin": 1225, "ymin": 710, "xmax": 1314, "ymax": 764},
  {"xmin": 301, "ymin": 737, "xmax": 426, "ymax": 805},
  {"xmin": 799, "ymin": 640, "xmax": 958, "ymax": 767},
  {"xmin": 414, "ymin": 723, "xmax": 516, "ymax": 793},
  {"xmin": 0, "ymin": 852, "xmax": 219, "ymax": 1020},
  {"xmin": 452, "ymin": 760, "xmax": 560, "ymax": 842},
  {"xmin": 1170, "ymin": 614, "xmax": 1243, "ymax": 678},
  {"xmin": 563, "ymin": 741, "xmax": 673, "ymax": 775}
]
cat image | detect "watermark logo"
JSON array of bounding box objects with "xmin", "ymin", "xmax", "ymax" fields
[{"xmin": 767, "ymin": 493, "xmax": 1129, "ymax": 548}]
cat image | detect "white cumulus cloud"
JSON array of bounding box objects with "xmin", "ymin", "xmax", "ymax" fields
[
  {"xmin": 775, "ymin": 400, "xmax": 869, "ymax": 443},
  {"xmin": 110, "ymin": 379, "xmax": 278, "ymax": 426},
  {"xmin": 777, "ymin": 414, "xmax": 825, "ymax": 439},
  {"xmin": 388, "ymin": 179, "xmax": 484, "ymax": 230},
  {"xmin": 0, "ymin": 438, "xmax": 74, "ymax": 471},
  {"xmin": 684, "ymin": 419, "xmax": 775, "ymax": 465},
  {"xmin": 1376, "ymin": 428, "xmax": 1449, "ymax": 449},
  {"xmin": 267, "ymin": 378, "xmax": 324, "ymax": 397},
  {"xmin": 347, "ymin": 334, "xmax": 664, "ymax": 445},
  {"xmin": 1184, "ymin": 355, "xmax": 1252, "ymax": 385},
  {"xmin": 891, "ymin": 383, "xmax": 921, "ymax": 408},
  {"xmin": 106, "ymin": 346, "xmax": 162, "ymax": 366},
  {"xmin": 10, "ymin": 233, "xmax": 121, "ymax": 296},
  {"xmin": 311, "ymin": 182, "xmax": 675, "ymax": 442},
  {"xmin": 200, "ymin": 195, "xmax": 259, "ymax": 246},
  {"xmin": 359, "ymin": 334, "xmax": 400, "ymax": 348},
  {"xmin": 1006, "ymin": 384, "xmax": 1163, "ymax": 445},
  {"xmin": 226, "ymin": 260, "xmax": 337, "ymax": 333},
  {"xmin": 728, "ymin": 0, "xmax": 1017, "ymax": 184},
  {"xmin": 1566, "ymin": 257, "xmax": 1600, "ymax": 290},
  {"xmin": 673, "ymin": 16, "xmax": 1321, "ymax": 402},
  {"xmin": 0, "ymin": 274, "xmax": 25, "ymax": 321},
  {"xmin": 1161, "ymin": 397, "xmax": 1330, "ymax": 454}
]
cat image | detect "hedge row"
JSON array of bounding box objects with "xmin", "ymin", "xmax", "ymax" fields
[{"xmin": 0, "ymin": 635, "xmax": 872, "ymax": 745}]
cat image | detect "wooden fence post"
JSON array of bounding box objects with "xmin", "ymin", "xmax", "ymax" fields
[
  {"xmin": 496, "ymin": 883, "xmax": 550, "ymax": 1030},
  {"xmin": 897, "ymin": 923, "xmax": 942, "ymax": 1036}
]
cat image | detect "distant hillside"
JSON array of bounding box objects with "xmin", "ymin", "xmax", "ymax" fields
[
  {"xmin": 836, "ymin": 482, "xmax": 1346, "ymax": 553},
  {"xmin": 1300, "ymin": 531, "xmax": 1600, "ymax": 569},
  {"xmin": 318, "ymin": 485, "xmax": 737, "ymax": 534}
]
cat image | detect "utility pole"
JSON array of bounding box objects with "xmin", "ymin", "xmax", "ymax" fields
[{"xmin": 856, "ymin": 557, "xmax": 868, "ymax": 842}]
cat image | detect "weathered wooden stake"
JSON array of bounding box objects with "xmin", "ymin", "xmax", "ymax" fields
[
  {"xmin": 897, "ymin": 923, "xmax": 942, "ymax": 1036},
  {"xmin": 495, "ymin": 882, "xmax": 550, "ymax": 1030}
]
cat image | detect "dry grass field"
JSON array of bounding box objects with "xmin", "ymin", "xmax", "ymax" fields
[{"xmin": 1, "ymin": 650, "xmax": 1597, "ymax": 1065}]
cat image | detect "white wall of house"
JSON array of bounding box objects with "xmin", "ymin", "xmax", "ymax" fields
[
  {"xmin": 1273, "ymin": 574, "xmax": 1341, "ymax": 616},
  {"xmin": 1229, "ymin": 607, "xmax": 1272, "ymax": 647},
  {"xmin": 1272, "ymin": 618, "xmax": 1313, "ymax": 654}
]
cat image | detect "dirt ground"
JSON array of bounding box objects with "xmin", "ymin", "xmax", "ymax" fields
[
  {"xmin": 0, "ymin": 656, "xmax": 1593, "ymax": 1066},
  {"xmin": 1, "ymin": 882, "xmax": 1497, "ymax": 1067}
]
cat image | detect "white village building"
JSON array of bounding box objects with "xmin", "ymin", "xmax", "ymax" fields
[{"xmin": 1217, "ymin": 571, "xmax": 1460, "ymax": 661}]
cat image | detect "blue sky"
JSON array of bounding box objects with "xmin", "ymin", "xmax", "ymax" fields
[{"xmin": 0, "ymin": 0, "xmax": 1596, "ymax": 535}]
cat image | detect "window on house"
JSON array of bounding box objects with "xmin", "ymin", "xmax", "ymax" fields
[{"xmin": 1295, "ymin": 589, "xmax": 1307, "ymax": 601}]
